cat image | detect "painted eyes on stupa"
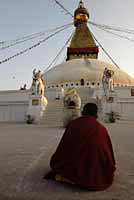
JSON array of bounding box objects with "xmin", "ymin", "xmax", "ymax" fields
[{"xmin": 75, "ymin": 14, "xmax": 88, "ymax": 23}]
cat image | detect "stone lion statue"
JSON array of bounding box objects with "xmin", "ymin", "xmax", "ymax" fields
[
  {"xmin": 63, "ymin": 88, "xmax": 81, "ymax": 127},
  {"xmin": 102, "ymin": 67, "xmax": 114, "ymax": 98},
  {"xmin": 31, "ymin": 69, "xmax": 45, "ymax": 96},
  {"xmin": 63, "ymin": 88, "xmax": 81, "ymax": 109}
]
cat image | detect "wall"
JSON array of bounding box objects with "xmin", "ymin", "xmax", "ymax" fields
[{"xmin": 0, "ymin": 90, "xmax": 29, "ymax": 122}]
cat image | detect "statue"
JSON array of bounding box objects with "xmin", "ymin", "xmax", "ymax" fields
[
  {"xmin": 63, "ymin": 88, "xmax": 81, "ymax": 127},
  {"xmin": 27, "ymin": 69, "xmax": 48, "ymax": 124},
  {"xmin": 31, "ymin": 69, "xmax": 45, "ymax": 95},
  {"xmin": 102, "ymin": 67, "xmax": 114, "ymax": 98},
  {"xmin": 63, "ymin": 88, "xmax": 81, "ymax": 109}
]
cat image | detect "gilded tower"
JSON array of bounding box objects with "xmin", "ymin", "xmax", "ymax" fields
[{"xmin": 67, "ymin": 1, "xmax": 99, "ymax": 61}]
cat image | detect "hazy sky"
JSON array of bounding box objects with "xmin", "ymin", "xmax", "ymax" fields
[{"xmin": 0, "ymin": 0, "xmax": 134, "ymax": 90}]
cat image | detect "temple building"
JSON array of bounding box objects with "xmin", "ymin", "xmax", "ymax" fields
[{"xmin": 0, "ymin": 1, "xmax": 134, "ymax": 123}]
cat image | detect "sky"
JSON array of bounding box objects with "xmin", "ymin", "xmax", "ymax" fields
[{"xmin": 0, "ymin": 0, "xmax": 134, "ymax": 90}]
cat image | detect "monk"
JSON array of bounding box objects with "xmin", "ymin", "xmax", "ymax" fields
[{"xmin": 44, "ymin": 103, "xmax": 116, "ymax": 191}]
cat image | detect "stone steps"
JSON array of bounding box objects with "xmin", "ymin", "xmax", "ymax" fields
[
  {"xmin": 41, "ymin": 89, "xmax": 117, "ymax": 127},
  {"xmin": 40, "ymin": 97, "xmax": 99, "ymax": 127},
  {"xmin": 40, "ymin": 100, "xmax": 64, "ymax": 127}
]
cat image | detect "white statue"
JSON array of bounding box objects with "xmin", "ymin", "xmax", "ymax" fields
[
  {"xmin": 102, "ymin": 67, "xmax": 114, "ymax": 98},
  {"xmin": 31, "ymin": 69, "xmax": 45, "ymax": 95},
  {"xmin": 63, "ymin": 88, "xmax": 81, "ymax": 127},
  {"xmin": 63, "ymin": 88, "xmax": 81, "ymax": 109}
]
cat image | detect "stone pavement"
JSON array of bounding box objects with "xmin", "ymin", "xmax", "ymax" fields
[{"xmin": 0, "ymin": 121, "xmax": 134, "ymax": 200}]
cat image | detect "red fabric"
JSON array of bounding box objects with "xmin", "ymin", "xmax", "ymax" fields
[
  {"xmin": 50, "ymin": 116, "xmax": 116, "ymax": 190},
  {"xmin": 67, "ymin": 47, "xmax": 99, "ymax": 53}
]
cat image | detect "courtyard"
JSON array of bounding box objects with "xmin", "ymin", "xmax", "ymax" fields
[{"xmin": 0, "ymin": 121, "xmax": 134, "ymax": 200}]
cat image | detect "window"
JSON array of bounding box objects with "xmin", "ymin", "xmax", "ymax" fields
[
  {"xmin": 32, "ymin": 99, "xmax": 39, "ymax": 106},
  {"xmin": 80, "ymin": 78, "xmax": 85, "ymax": 86}
]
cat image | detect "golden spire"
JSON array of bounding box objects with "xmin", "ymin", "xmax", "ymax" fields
[
  {"xmin": 74, "ymin": 1, "xmax": 89, "ymax": 27},
  {"xmin": 66, "ymin": 1, "xmax": 99, "ymax": 61}
]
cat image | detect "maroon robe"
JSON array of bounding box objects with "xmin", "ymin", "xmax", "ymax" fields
[{"xmin": 50, "ymin": 116, "xmax": 116, "ymax": 190}]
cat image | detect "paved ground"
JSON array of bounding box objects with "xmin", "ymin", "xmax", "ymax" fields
[{"xmin": 0, "ymin": 121, "xmax": 134, "ymax": 200}]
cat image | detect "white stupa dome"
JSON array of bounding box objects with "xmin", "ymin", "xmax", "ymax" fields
[{"xmin": 44, "ymin": 59, "xmax": 134, "ymax": 87}]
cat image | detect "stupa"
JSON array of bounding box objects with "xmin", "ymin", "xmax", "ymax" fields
[{"xmin": 44, "ymin": 1, "xmax": 134, "ymax": 93}]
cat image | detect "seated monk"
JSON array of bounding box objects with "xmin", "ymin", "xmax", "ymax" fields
[{"xmin": 44, "ymin": 103, "xmax": 116, "ymax": 191}]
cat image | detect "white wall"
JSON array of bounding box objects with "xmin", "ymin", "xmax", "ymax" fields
[
  {"xmin": 0, "ymin": 90, "xmax": 29, "ymax": 122},
  {"xmin": 0, "ymin": 103, "xmax": 28, "ymax": 122}
]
